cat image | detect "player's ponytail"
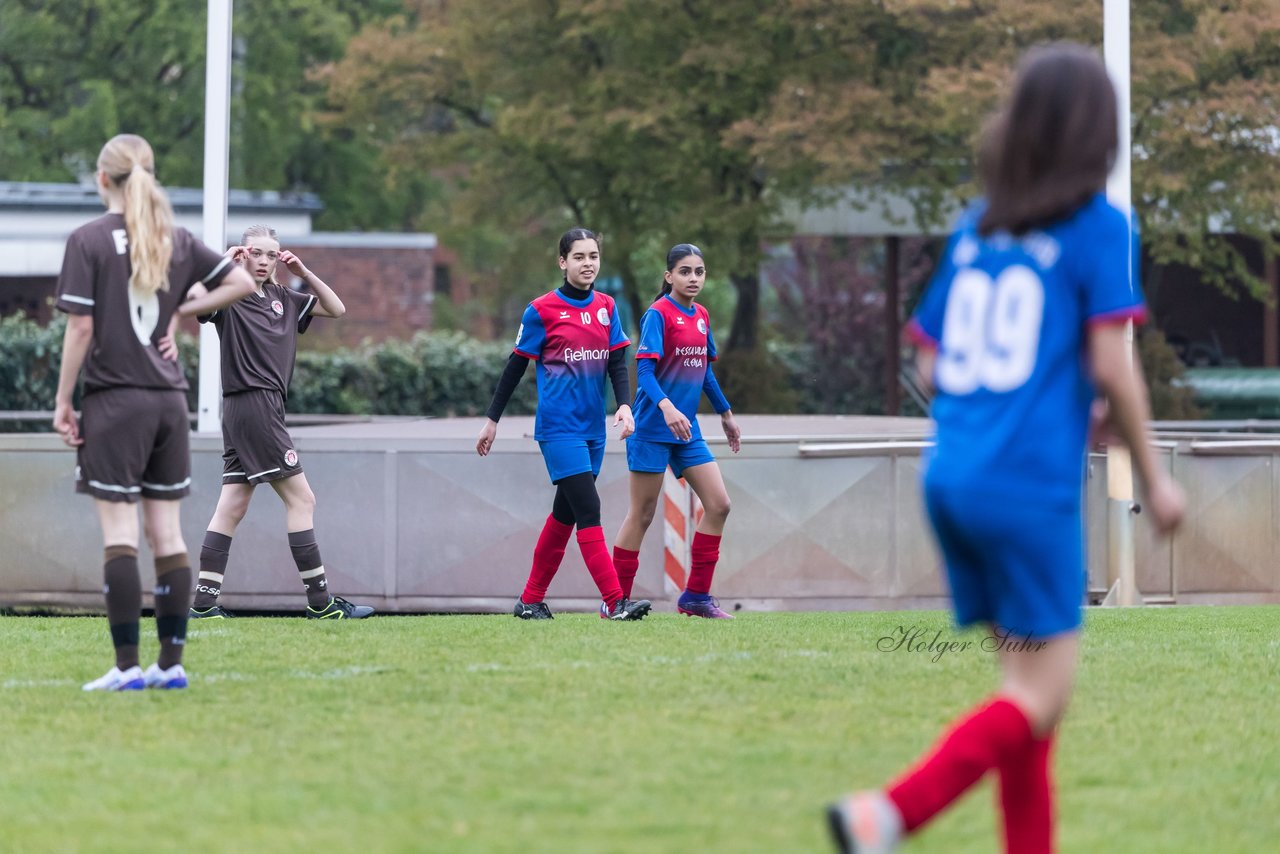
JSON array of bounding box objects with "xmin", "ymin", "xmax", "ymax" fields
[
  {"xmin": 657, "ymin": 242, "xmax": 703, "ymax": 302},
  {"xmin": 98, "ymin": 134, "xmax": 174, "ymax": 296}
]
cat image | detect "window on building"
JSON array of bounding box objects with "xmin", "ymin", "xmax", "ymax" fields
[{"xmin": 434, "ymin": 264, "xmax": 452, "ymax": 298}]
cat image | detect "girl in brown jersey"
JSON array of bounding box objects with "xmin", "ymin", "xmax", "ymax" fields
[
  {"xmin": 186, "ymin": 225, "xmax": 374, "ymax": 620},
  {"xmin": 54, "ymin": 134, "xmax": 256, "ymax": 692}
]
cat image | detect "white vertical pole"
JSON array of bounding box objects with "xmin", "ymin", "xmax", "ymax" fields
[
  {"xmin": 1104, "ymin": 0, "xmax": 1131, "ymax": 212},
  {"xmin": 1102, "ymin": 0, "xmax": 1142, "ymax": 607},
  {"xmin": 198, "ymin": 0, "xmax": 233, "ymax": 434}
]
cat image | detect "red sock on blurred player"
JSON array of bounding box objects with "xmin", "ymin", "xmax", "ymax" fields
[
  {"xmin": 886, "ymin": 697, "xmax": 1034, "ymax": 833},
  {"xmin": 999, "ymin": 731, "xmax": 1055, "ymax": 854}
]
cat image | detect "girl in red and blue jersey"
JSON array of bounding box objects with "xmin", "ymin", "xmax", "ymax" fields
[
  {"xmin": 611, "ymin": 244, "xmax": 741, "ymax": 617},
  {"xmin": 827, "ymin": 44, "xmax": 1185, "ymax": 854},
  {"xmin": 477, "ymin": 228, "xmax": 651, "ymax": 621}
]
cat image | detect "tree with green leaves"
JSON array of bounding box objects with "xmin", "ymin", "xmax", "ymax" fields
[
  {"xmin": 326, "ymin": 0, "xmax": 875, "ymax": 349},
  {"xmin": 0, "ymin": 0, "xmax": 412, "ymax": 229}
]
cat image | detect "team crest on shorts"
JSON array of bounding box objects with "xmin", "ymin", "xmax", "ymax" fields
[
  {"xmin": 597, "ymin": 307, "xmax": 610, "ymax": 325},
  {"xmin": 284, "ymin": 448, "xmax": 299, "ymax": 466},
  {"xmin": 697, "ymin": 318, "xmax": 707, "ymax": 334},
  {"xmin": 271, "ymin": 299, "xmax": 285, "ymax": 316}
]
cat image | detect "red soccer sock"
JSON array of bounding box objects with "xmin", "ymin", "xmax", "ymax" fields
[
  {"xmin": 999, "ymin": 731, "xmax": 1055, "ymax": 854},
  {"xmin": 577, "ymin": 526, "xmax": 623, "ymax": 607},
  {"xmin": 886, "ymin": 697, "xmax": 1034, "ymax": 834},
  {"xmin": 521, "ymin": 515, "xmax": 574, "ymax": 604},
  {"xmin": 686, "ymin": 531, "xmax": 722, "ymax": 596},
  {"xmin": 613, "ymin": 547, "xmax": 640, "ymax": 599}
]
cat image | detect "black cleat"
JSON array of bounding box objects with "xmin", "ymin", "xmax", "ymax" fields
[
  {"xmin": 513, "ymin": 599, "xmax": 554, "ymax": 620},
  {"xmin": 190, "ymin": 604, "xmax": 235, "ymax": 619},
  {"xmin": 600, "ymin": 597, "xmax": 651, "ymax": 621},
  {"xmin": 306, "ymin": 596, "xmax": 375, "ymax": 619}
]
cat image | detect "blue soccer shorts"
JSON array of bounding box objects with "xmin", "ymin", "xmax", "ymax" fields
[
  {"xmin": 924, "ymin": 482, "xmax": 1085, "ymax": 641},
  {"xmin": 625, "ymin": 436, "xmax": 716, "ymax": 478},
  {"xmin": 539, "ymin": 438, "xmax": 606, "ymax": 483}
]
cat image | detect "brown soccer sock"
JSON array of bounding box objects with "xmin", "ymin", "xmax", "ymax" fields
[
  {"xmin": 288, "ymin": 529, "xmax": 331, "ymax": 609},
  {"xmin": 154, "ymin": 554, "xmax": 192, "ymax": 669},
  {"xmin": 193, "ymin": 531, "xmax": 233, "ymax": 610},
  {"xmin": 104, "ymin": 545, "xmax": 142, "ymax": 670}
]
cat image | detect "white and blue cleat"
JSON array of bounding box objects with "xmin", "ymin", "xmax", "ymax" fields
[
  {"xmin": 82, "ymin": 665, "xmax": 146, "ymax": 692},
  {"xmin": 142, "ymin": 663, "xmax": 188, "ymax": 689}
]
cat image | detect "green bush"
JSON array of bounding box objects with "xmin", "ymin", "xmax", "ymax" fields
[
  {"xmin": 0, "ymin": 310, "xmax": 1198, "ymax": 422},
  {"xmin": 290, "ymin": 332, "xmax": 537, "ymax": 417},
  {"xmin": 0, "ymin": 313, "xmax": 65, "ymax": 427},
  {"xmin": 0, "ymin": 312, "xmax": 535, "ymax": 423}
]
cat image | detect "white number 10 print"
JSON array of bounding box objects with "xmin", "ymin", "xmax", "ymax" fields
[{"xmin": 936, "ymin": 266, "xmax": 1045, "ymax": 395}]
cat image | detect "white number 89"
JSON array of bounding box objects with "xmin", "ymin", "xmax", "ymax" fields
[{"xmin": 935, "ymin": 266, "xmax": 1045, "ymax": 395}]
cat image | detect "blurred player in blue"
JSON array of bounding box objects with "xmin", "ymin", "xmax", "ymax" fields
[
  {"xmin": 610, "ymin": 243, "xmax": 741, "ymax": 616},
  {"xmin": 477, "ymin": 228, "xmax": 651, "ymax": 621},
  {"xmin": 827, "ymin": 43, "xmax": 1185, "ymax": 853}
]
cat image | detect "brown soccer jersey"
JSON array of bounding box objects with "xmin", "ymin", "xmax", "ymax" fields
[
  {"xmin": 55, "ymin": 213, "xmax": 234, "ymax": 393},
  {"xmin": 201, "ymin": 282, "xmax": 316, "ymax": 398}
]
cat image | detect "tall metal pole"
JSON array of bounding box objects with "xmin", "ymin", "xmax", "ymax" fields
[
  {"xmin": 1102, "ymin": 0, "xmax": 1142, "ymax": 607},
  {"xmin": 198, "ymin": 0, "xmax": 233, "ymax": 434},
  {"xmin": 884, "ymin": 235, "xmax": 901, "ymax": 416}
]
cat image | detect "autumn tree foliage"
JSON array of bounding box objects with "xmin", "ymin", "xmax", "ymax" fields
[
  {"xmin": 325, "ymin": 0, "xmax": 855, "ymax": 346},
  {"xmin": 328, "ymin": 1, "xmax": 1278, "ymax": 358},
  {"xmin": 740, "ymin": 0, "xmax": 1280, "ymax": 295}
]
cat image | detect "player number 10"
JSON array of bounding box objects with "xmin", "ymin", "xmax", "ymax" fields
[{"xmin": 936, "ymin": 266, "xmax": 1045, "ymax": 395}]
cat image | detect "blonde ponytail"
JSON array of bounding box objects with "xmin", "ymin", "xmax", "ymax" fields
[{"xmin": 97, "ymin": 135, "xmax": 175, "ymax": 296}]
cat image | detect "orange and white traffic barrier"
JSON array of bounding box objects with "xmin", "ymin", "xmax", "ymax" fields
[{"xmin": 661, "ymin": 470, "xmax": 704, "ymax": 595}]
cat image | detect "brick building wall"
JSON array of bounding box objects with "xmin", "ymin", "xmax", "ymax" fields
[{"xmin": 282, "ymin": 243, "xmax": 442, "ymax": 348}]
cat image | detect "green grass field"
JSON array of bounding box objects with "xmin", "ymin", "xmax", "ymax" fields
[{"xmin": 1, "ymin": 606, "xmax": 1277, "ymax": 853}]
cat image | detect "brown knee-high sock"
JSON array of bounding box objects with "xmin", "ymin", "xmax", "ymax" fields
[
  {"xmin": 289, "ymin": 530, "xmax": 331, "ymax": 609},
  {"xmin": 193, "ymin": 531, "xmax": 233, "ymax": 609},
  {"xmin": 154, "ymin": 554, "xmax": 192, "ymax": 669},
  {"xmin": 104, "ymin": 545, "xmax": 142, "ymax": 670}
]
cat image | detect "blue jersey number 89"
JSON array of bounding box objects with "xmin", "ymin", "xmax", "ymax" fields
[{"xmin": 936, "ymin": 265, "xmax": 1045, "ymax": 395}]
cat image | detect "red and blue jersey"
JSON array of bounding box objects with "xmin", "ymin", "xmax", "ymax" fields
[
  {"xmin": 632, "ymin": 295, "xmax": 718, "ymax": 443},
  {"xmin": 514, "ymin": 288, "xmax": 629, "ymax": 441},
  {"xmin": 909, "ymin": 192, "xmax": 1146, "ymax": 508}
]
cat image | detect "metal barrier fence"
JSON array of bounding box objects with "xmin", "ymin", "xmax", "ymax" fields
[{"xmin": 2, "ymin": 416, "xmax": 1277, "ymax": 612}]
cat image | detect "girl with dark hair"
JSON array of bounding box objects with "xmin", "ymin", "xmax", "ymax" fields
[
  {"xmin": 54, "ymin": 134, "xmax": 256, "ymax": 691},
  {"xmin": 477, "ymin": 228, "xmax": 651, "ymax": 621},
  {"xmin": 187, "ymin": 225, "xmax": 374, "ymax": 620},
  {"xmin": 826, "ymin": 43, "xmax": 1184, "ymax": 853},
  {"xmin": 610, "ymin": 243, "xmax": 741, "ymax": 617}
]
